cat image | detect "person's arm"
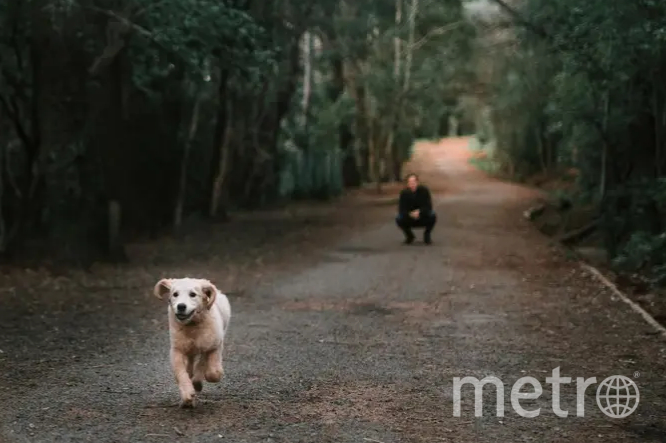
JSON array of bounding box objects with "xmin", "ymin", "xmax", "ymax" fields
[
  {"xmin": 420, "ymin": 186, "xmax": 433, "ymax": 214},
  {"xmin": 398, "ymin": 190, "xmax": 409, "ymax": 216}
]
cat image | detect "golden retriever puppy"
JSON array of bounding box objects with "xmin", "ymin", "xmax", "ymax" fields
[{"xmin": 153, "ymin": 278, "xmax": 231, "ymax": 408}]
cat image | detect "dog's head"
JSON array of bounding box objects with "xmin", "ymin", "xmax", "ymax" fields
[{"xmin": 153, "ymin": 278, "xmax": 218, "ymax": 325}]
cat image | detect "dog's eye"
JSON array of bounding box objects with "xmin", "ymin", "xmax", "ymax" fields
[
  {"xmin": 172, "ymin": 292, "xmax": 178, "ymax": 298},
  {"xmin": 189, "ymin": 292, "xmax": 197, "ymax": 298}
]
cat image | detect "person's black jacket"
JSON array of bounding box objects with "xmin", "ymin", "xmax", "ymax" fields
[{"xmin": 398, "ymin": 185, "xmax": 432, "ymax": 217}]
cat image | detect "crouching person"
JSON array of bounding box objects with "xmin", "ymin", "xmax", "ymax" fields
[{"xmin": 395, "ymin": 173, "xmax": 437, "ymax": 244}]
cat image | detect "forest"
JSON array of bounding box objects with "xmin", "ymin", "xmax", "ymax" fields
[
  {"xmin": 468, "ymin": 0, "xmax": 666, "ymax": 285},
  {"xmin": 3, "ymin": 0, "xmax": 665, "ymax": 284},
  {"xmin": 0, "ymin": 0, "xmax": 475, "ymax": 264}
]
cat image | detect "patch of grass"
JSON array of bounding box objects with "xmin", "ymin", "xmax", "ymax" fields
[
  {"xmin": 467, "ymin": 135, "xmax": 503, "ymax": 175},
  {"xmin": 467, "ymin": 136, "xmax": 484, "ymax": 151},
  {"xmin": 469, "ymin": 155, "xmax": 500, "ymax": 174}
]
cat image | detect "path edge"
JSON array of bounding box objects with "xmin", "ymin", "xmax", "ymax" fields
[
  {"xmin": 520, "ymin": 192, "xmax": 666, "ymax": 342},
  {"xmin": 581, "ymin": 262, "xmax": 666, "ymax": 340}
]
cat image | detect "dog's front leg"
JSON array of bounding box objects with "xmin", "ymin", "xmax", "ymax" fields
[{"xmin": 170, "ymin": 349, "xmax": 196, "ymax": 408}]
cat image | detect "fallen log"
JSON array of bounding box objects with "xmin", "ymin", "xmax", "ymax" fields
[{"xmin": 557, "ymin": 219, "xmax": 599, "ymax": 245}]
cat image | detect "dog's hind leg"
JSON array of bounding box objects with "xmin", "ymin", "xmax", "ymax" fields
[{"xmin": 204, "ymin": 349, "xmax": 223, "ymax": 383}]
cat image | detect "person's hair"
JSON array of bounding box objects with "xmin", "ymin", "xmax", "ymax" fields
[{"xmin": 405, "ymin": 173, "xmax": 418, "ymax": 182}]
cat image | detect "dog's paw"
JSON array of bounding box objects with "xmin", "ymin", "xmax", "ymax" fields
[
  {"xmin": 205, "ymin": 368, "xmax": 223, "ymax": 383},
  {"xmin": 179, "ymin": 396, "xmax": 196, "ymax": 408},
  {"xmin": 193, "ymin": 381, "xmax": 203, "ymax": 393},
  {"xmin": 179, "ymin": 386, "xmax": 197, "ymax": 408}
]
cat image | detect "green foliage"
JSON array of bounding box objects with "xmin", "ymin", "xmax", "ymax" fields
[
  {"xmin": 278, "ymin": 0, "xmax": 475, "ymax": 195},
  {"xmin": 309, "ymin": 91, "xmax": 356, "ymax": 153},
  {"xmin": 0, "ymin": 0, "xmax": 476, "ymax": 261},
  {"xmin": 613, "ymin": 231, "xmax": 666, "ymax": 286},
  {"xmin": 278, "ymin": 86, "xmax": 354, "ymax": 199},
  {"xmin": 483, "ymin": 39, "xmax": 559, "ymax": 177},
  {"xmin": 473, "ymin": 105, "xmax": 492, "ymax": 145},
  {"xmin": 471, "ymin": 0, "xmax": 666, "ymax": 282},
  {"xmin": 279, "ymin": 148, "xmax": 344, "ymax": 200},
  {"xmin": 468, "ymin": 155, "xmax": 499, "ymax": 175},
  {"xmin": 468, "ymin": 136, "xmax": 484, "ymax": 151},
  {"xmin": 124, "ymin": 0, "xmax": 272, "ymax": 94}
]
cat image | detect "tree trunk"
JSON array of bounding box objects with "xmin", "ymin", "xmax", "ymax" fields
[
  {"xmin": 5, "ymin": 28, "xmax": 45, "ymax": 250},
  {"xmin": 382, "ymin": 0, "xmax": 403, "ymax": 186},
  {"xmin": 368, "ymin": 116, "xmax": 381, "ymax": 193},
  {"xmin": 351, "ymin": 81, "xmax": 369, "ymax": 183},
  {"xmin": 242, "ymin": 38, "xmax": 302, "ymax": 205},
  {"xmin": 98, "ymin": 50, "xmax": 128, "ymax": 261},
  {"xmin": 205, "ymin": 68, "xmax": 229, "ymax": 218},
  {"xmin": 536, "ymin": 125, "xmax": 546, "ymax": 172},
  {"xmin": 107, "ymin": 200, "xmax": 124, "ymax": 260},
  {"xmin": 301, "ymin": 31, "xmax": 312, "ymax": 135},
  {"xmin": 209, "ymin": 93, "xmax": 234, "ymax": 220},
  {"xmin": 651, "ymin": 78, "xmax": 662, "ymax": 176},
  {"xmin": 600, "ymin": 90, "xmax": 610, "ymax": 202},
  {"xmin": 0, "ymin": 143, "xmax": 6, "ymax": 254},
  {"xmin": 403, "ymin": 0, "xmax": 418, "ymax": 92},
  {"xmin": 326, "ymin": 37, "xmax": 360, "ymax": 187},
  {"xmin": 174, "ymin": 84, "xmax": 202, "ymax": 229},
  {"xmin": 394, "ymin": 0, "xmax": 402, "ymax": 82},
  {"xmin": 392, "ymin": 144, "xmax": 403, "ymax": 181}
]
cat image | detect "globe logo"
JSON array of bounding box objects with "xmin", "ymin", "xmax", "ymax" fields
[{"xmin": 596, "ymin": 375, "xmax": 640, "ymax": 418}]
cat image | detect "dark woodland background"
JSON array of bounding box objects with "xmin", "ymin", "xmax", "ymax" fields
[{"xmin": 2, "ymin": 0, "xmax": 666, "ymax": 286}]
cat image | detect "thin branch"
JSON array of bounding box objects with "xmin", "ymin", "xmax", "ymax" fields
[
  {"xmin": 133, "ymin": 1, "xmax": 167, "ymax": 19},
  {"xmin": 86, "ymin": 6, "xmax": 153, "ymax": 39},
  {"xmin": 484, "ymin": 0, "xmax": 588, "ymax": 58},
  {"xmin": 85, "ymin": 6, "xmax": 194, "ymax": 75},
  {"xmin": 409, "ymin": 21, "xmax": 464, "ymax": 51},
  {"xmin": 485, "ymin": 0, "xmax": 548, "ymax": 39},
  {"xmin": 10, "ymin": 19, "xmax": 24, "ymax": 77},
  {"xmin": 0, "ymin": 64, "xmax": 27, "ymax": 101},
  {"xmin": 5, "ymin": 144, "xmax": 22, "ymax": 199},
  {"xmin": 88, "ymin": 20, "xmax": 130, "ymax": 75},
  {"xmin": 0, "ymin": 94, "xmax": 34, "ymax": 153},
  {"xmin": 87, "ymin": 6, "xmax": 245, "ymax": 76}
]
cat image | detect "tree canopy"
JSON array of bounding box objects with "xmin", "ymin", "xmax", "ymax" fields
[{"xmin": 0, "ymin": 0, "xmax": 475, "ymax": 264}]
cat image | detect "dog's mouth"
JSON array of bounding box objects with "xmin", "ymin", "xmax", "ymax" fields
[{"xmin": 175, "ymin": 311, "xmax": 194, "ymax": 322}]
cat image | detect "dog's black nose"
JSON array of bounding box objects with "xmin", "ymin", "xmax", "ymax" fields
[{"xmin": 176, "ymin": 303, "xmax": 186, "ymax": 312}]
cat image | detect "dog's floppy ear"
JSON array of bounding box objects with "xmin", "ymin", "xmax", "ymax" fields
[
  {"xmin": 200, "ymin": 280, "xmax": 217, "ymax": 309},
  {"xmin": 153, "ymin": 279, "xmax": 172, "ymax": 300}
]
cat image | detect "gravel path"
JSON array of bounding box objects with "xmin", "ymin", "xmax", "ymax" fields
[{"xmin": 1, "ymin": 137, "xmax": 666, "ymax": 443}]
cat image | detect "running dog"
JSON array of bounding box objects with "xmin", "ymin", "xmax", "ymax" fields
[{"xmin": 153, "ymin": 278, "xmax": 231, "ymax": 408}]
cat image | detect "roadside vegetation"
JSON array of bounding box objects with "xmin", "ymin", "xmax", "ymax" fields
[{"xmin": 465, "ymin": 0, "xmax": 666, "ymax": 289}]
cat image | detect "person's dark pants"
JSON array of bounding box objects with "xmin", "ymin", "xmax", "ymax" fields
[{"xmin": 395, "ymin": 211, "xmax": 437, "ymax": 241}]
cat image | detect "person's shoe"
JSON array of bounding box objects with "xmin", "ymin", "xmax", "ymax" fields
[
  {"xmin": 403, "ymin": 233, "xmax": 415, "ymax": 244},
  {"xmin": 424, "ymin": 232, "xmax": 432, "ymax": 244}
]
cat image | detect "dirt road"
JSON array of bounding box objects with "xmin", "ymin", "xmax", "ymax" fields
[{"xmin": 2, "ymin": 137, "xmax": 666, "ymax": 442}]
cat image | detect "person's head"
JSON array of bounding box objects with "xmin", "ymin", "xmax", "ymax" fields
[{"xmin": 405, "ymin": 173, "xmax": 419, "ymax": 192}]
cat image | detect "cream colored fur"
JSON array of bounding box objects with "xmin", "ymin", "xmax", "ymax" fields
[{"xmin": 153, "ymin": 277, "xmax": 231, "ymax": 408}]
